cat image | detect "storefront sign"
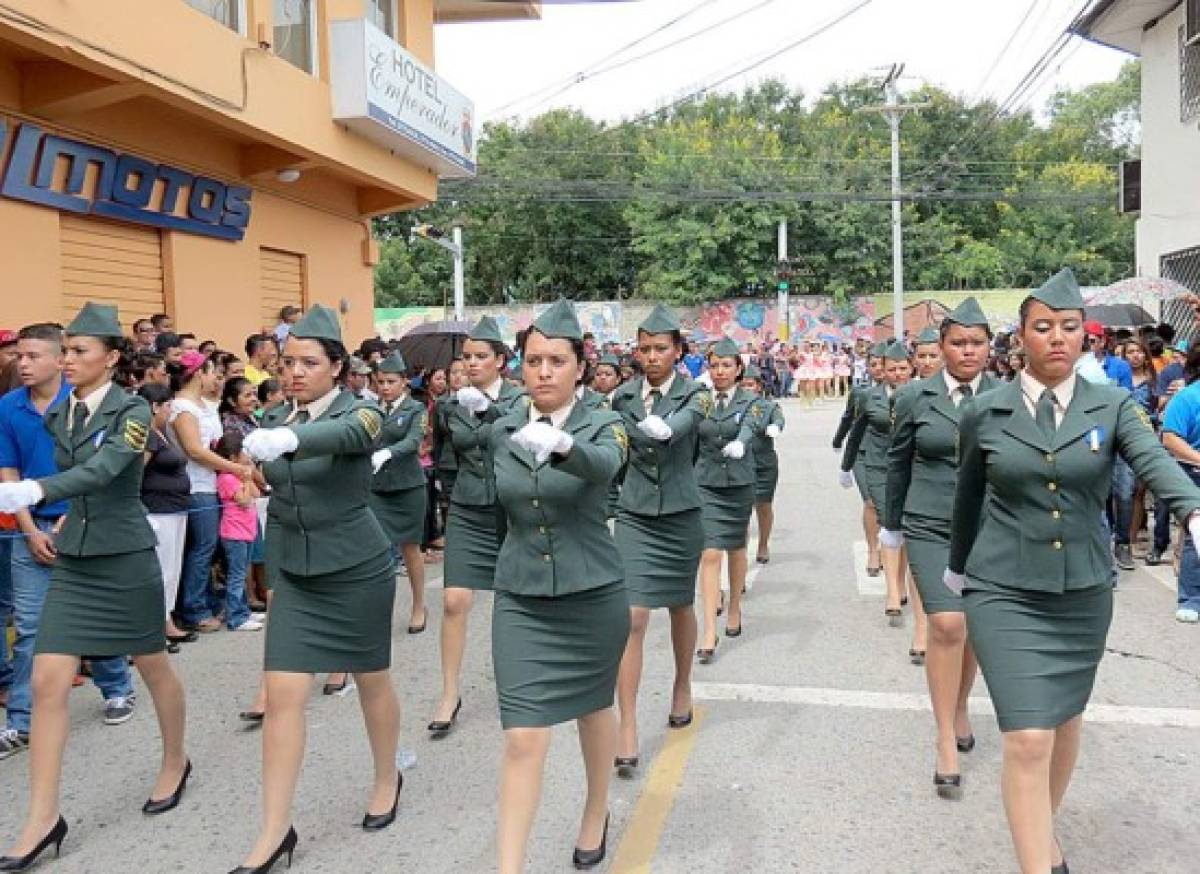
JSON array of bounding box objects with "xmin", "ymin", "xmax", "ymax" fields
[
  {"xmin": 330, "ymin": 19, "xmax": 476, "ymax": 178},
  {"xmin": 0, "ymin": 120, "xmax": 252, "ymax": 241}
]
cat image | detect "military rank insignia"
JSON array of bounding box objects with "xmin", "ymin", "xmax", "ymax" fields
[
  {"xmin": 698, "ymin": 393, "xmax": 713, "ymax": 416},
  {"xmin": 124, "ymin": 418, "xmax": 148, "ymax": 451},
  {"xmin": 356, "ymin": 408, "xmax": 383, "ymax": 441},
  {"xmin": 612, "ymin": 424, "xmax": 629, "ymax": 455},
  {"xmin": 1134, "ymin": 406, "xmax": 1153, "ymax": 431}
]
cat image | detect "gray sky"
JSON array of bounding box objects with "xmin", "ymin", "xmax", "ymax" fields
[{"xmin": 433, "ymin": 0, "xmax": 1130, "ymax": 123}]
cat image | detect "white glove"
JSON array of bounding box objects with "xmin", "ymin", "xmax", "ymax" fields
[
  {"xmin": 943, "ymin": 569, "xmax": 966, "ymax": 596},
  {"xmin": 1188, "ymin": 514, "xmax": 1200, "ymax": 551},
  {"xmin": 512, "ymin": 422, "xmax": 574, "ymax": 464},
  {"xmin": 371, "ymin": 449, "xmax": 392, "ymax": 474},
  {"xmin": 243, "ymin": 428, "xmax": 300, "ymax": 463},
  {"xmin": 637, "ymin": 415, "xmax": 673, "ymax": 442},
  {"xmin": 0, "ymin": 480, "xmax": 43, "ymax": 513},
  {"xmin": 839, "ymin": 471, "xmax": 854, "ymax": 489},
  {"xmin": 766, "ymin": 424, "xmax": 782, "ymax": 439},
  {"xmin": 721, "ymin": 440, "xmax": 745, "ymax": 460},
  {"xmin": 879, "ymin": 528, "xmax": 905, "ymax": 550},
  {"xmin": 456, "ymin": 386, "xmax": 490, "ymax": 414}
]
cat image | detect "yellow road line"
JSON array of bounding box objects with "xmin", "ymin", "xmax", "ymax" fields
[{"xmin": 610, "ymin": 706, "xmax": 705, "ymax": 873}]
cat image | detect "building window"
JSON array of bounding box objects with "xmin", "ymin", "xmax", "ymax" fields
[
  {"xmin": 1162, "ymin": 245, "xmax": 1200, "ymax": 343},
  {"xmin": 367, "ymin": 0, "xmax": 396, "ymax": 36},
  {"xmin": 274, "ymin": 0, "xmax": 318, "ymax": 74},
  {"xmin": 183, "ymin": 0, "xmax": 244, "ymax": 34},
  {"xmin": 1180, "ymin": 26, "xmax": 1200, "ymax": 122}
]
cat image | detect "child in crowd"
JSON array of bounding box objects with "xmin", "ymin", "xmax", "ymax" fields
[
  {"xmin": 214, "ymin": 431, "xmax": 263, "ymax": 632},
  {"xmin": 255, "ymin": 378, "xmax": 285, "ymax": 419}
]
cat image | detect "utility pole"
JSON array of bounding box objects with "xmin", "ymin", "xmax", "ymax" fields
[
  {"xmin": 411, "ymin": 223, "xmax": 465, "ymax": 321},
  {"xmin": 777, "ymin": 219, "xmax": 790, "ymax": 342},
  {"xmin": 859, "ymin": 64, "xmax": 928, "ymax": 342}
]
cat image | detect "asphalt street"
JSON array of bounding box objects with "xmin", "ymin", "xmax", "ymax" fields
[{"xmin": 1, "ymin": 398, "xmax": 1196, "ymax": 873}]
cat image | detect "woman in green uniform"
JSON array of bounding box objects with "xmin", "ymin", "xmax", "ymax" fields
[
  {"xmin": 912, "ymin": 326, "xmax": 943, "ymax": 379},
  {"xmin": 612, "ymin": 305, "xmax": 709, "ymax": 774},
  {"xmin": 947, "ymin": 269, "xmax": 1200, "ymax": 874},
  {"xmin": 0, "ymin": 304, "xmax": 189, "ymax": 871},
  {"xmin": 881, "ymin": 298, "xmax": 997, "ymax": 798},
  {"xmin": 488, "ymin": 300, "xmax": 628, "ymax": 873},
  {"xmin": 430, "ymin": 357, "xmax": 465, "ymax": 548},
  {"xmin": 590, "ymin": 354, "xmax": 623, "ymax": 402},
  {"xmin": 741, "ymin": 365, "xmax": 785, "ymax": 564},
  {"xmin": 369, "ymin": 351, "xmax": 429, "ymax": 635},
  {"xmin": 696, "ymin": 337, "xmax": 768, "ymax": 661},
  {"xmin": 233, "ymin": 306, "xmax": 400, "ymax": 873},
  {"xmin": 834, "ymin": 344, "xmax": 885, "ymax": 576},
  {"xmin": 430, "ymin": 318, "xmax": 526, "ymax": 737}
]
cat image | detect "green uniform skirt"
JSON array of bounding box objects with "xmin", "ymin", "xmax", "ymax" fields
[
  {"xmin": 265, "ymin": 549, "xmax": 396, "ymax": 673},
  {"xmin": 852, "ymin": 457, "xmax": 869, "ymax": 501},
  {"xmin": 698, "ymin": 484, "xmax": 754, "ymax": 550},
  {"xmin": 36, "ymin": 551, "xmax": 165, "ymax": 657},
  {"xmin": 614, "ymin": 507, "xmax": 703, "ymax": 609},
  {"xmin": 444, "ymin": 502, "xmax": 500, "ymax": 590},
  {"xmin": 754, "ymin": 457, "xmax": 779, "ymax": 503},
  {"xmin": 965, "ymin": 581, "xmax": 1113, "ymax": 732},
  {"xmin": 369, "ymin": 486, "xmax": 427, "ymax": 545},
  {"xmin": 492, "ymin": 582, "xmax": 630, "ymax": 729},
  {"xmin": 903, "ymin": 515, "xmax": 961, "ymax": 615},
  {"xmin": 862, "ymin": 465, "xmax": 887, "ymax": 511}
]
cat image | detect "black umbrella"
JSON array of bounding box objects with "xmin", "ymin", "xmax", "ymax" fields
[
  {"xmin": 1083, "ymin": 304, "xmax": 1156, "ymax": 328},
  {"xmin": 397, "ymin": 320, "xmax": 472, "ymax": 373}
]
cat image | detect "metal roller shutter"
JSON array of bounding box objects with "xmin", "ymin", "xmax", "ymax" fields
[
  {"xmin": 259, "ymin": 248, "xmax": 306, "ymax": 328},
  {"xmin": 60, "ymin": 215, "xmax": 164, "ymax": 329}
]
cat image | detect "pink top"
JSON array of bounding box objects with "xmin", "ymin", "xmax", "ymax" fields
[{"xmin": 217, "ymin": 473, "xmax": 258, "ymax": 541}]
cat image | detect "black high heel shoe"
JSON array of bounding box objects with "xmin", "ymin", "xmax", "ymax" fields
[
  {"xmin": 1051, "ymin": 836, "xmax": 1069, "ymax": 874},
  {"xmin": 956, "ymin": 734, "xmax": 976, "ymax": 753},
  {"xmin": 572, "ymin": 813, "xmax": 609, "ymax": 870},
  {"xmin": 427, "ymin": 699, "xmax": 462, "ymax": 739},
  {"xmin": 696, "ymin": 638, "xmax": 719, "ymax": 664},
  {"xmin": 362, "ymin": 772, "xmax": 403, "ymax": 831},
  {"xmin": 142, "ymin": 759, "xmax": 192, "ymax": 815},
  {"xmin": 228, "ymin": 826, "xmax": 298, "ymax": 874},
  {"xmin": 613, "ymin": 756, "xmax": 639, "ymax": 778},
  {"xmin": 0, "ymin": 816, "xmax": 67, "ymax": 871},
  {"xmin": 933, "ymin": 771, "xmax": 962, "ymax": 800},
  {"xmin": 667, "ymin": 710, "xmax": 693, "ymax": 729}
]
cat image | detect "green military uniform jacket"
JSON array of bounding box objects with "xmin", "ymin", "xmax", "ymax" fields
[
  {"xmin": 372, "ymin": 395, "xmax": 427, "ymax": 493},
  {"xmin": 751, "ymin": 399, "xmax": 785, "ymax": 474},
  {"xmin": 840, "ymin": 383, "xmax": 892, "ymax": 475},
  {"xmin": 610, "ymin": 373, "xmax": 708, "ymax": 516},
  {"xmin": 696, "ymin": 386, "xmax": 767, "ymax": 488},
  {"xmin": 832, "ymin": 385, "xmax": 865, "ymax": 450},
  {"xmin": 37, "ymin": 385, "xmax": 156, "ymax": 557},
  {"xmin": 579, "ymin": 386, "xmax": 609, "ymax": 411},
  {"xmin": 490, "ymin": 403, "xmax": 628, "ymax": 597},
  {"xmin": 949, "ymin": 377, "xmax": 1200, "ymax": 593},
  {"xmin": 261, "ymin": 390, "xmax": 390, "ymax": 577},
  {"xmin": 432, "ymin": 395, "xmax": 457, "ymax": 476},
  {"xmin": 883, "ymin": 372, "xmax": 1000, "ymax": 531},
  {"xmin": 446, "ymin": 382, "xmax": 527, "ymax": 507}
]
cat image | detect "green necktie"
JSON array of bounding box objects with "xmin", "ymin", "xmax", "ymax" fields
[
  {"xmin": 70, "ymin": 400, "xmax": 89, "ymax": 442},
  {"xmin": 293, "ymin": 409, "xmax": 310, "ymax": 425},
  {"xmin": 959, "ymin": 384, "xmax": 973, "ymax": 400},
  {"xmin": 1035, "ymin": 389, "xmax": 1057, "ymax": 441},
  {"xmin": 717, "ymin": 392, "xmax": 728, "ymax": 413},
  {"xmin": 648, "ymin": 389, "xmax": 662, "ymax": 413}
]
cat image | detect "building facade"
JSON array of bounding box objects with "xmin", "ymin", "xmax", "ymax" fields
[{"xmin": 0, "ymin": 0, "xmax": 541, "ymax": 349}]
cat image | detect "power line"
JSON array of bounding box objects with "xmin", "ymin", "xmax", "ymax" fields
[{"xmin": 973, "ymin": 0, "xmax": 1046, "ymax": 100}]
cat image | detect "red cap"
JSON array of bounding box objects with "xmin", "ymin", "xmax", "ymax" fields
[
  {"xmin": 1083, "ymin": 320, "xmax": 1106, "ymax": 337},
  {"xmin": 0, "ymin": 330, "xmax": 16, "ymax": 345},
  {"xmin": 180, "ymin": 350, "xmax": 208, "ymax": 378}
]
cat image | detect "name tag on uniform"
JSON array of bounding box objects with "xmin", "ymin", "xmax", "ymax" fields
[
  {"xmin": 1087, "ymin": 426, "xmax": 1104, "ymax": 452},
  {"xmin": 92, "ymin": 429, "xmax": 106, "ymax": 448}
]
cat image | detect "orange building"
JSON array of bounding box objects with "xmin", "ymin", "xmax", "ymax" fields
[{"xmin": 0, "ymin": 0, "xmax": 542, "ymax": 349}]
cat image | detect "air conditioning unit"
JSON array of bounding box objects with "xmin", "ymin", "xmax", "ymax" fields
[
  {"xmin": 1188, "ymin": 0, "xmax": 1200, "ymax": 47},
  {"xmin": 1119, "ymin": 159, "xmax": 1141, "ymax": 214}
]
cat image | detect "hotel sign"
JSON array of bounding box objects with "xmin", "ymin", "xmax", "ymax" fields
[
  {"xmin": 0, "ymin": 120, "xmax": 251, "ymax": 240},
  {"xmin": 330, "ymin": 19, "xmax": 477, "ymax": 178}
]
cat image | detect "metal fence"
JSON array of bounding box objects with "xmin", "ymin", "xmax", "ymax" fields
[{"xmin": 1162, "ymin": 245, "xmax": 1200, "ymax": 343}]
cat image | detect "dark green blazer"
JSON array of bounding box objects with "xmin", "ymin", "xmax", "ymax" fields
[
  {"xmin": 371, "ymin": 395, "xmax": 427, "ymax": 493},
  {"xmin": 949, "ymin": 377, "xmax": 1200, "ymax": 593},
  {"xmin": 696, "ymin": 386, "xmax": 767, "ymax": 488},
  {"xmin": 751, "ymin": 399, "xmax": 785, "ymax": 473},
  {"xmin": 840, "ymin": 383, "xmax": 892, "ymax": 474},
  {"xmin": 445, "ymin": 382, "xmax": 527, "ymax": 507},
  {"xmin": 579, "ymin": 386, "xmax": 610, "ymax": 411},
  {"xmin": 38, "ymin": 385, "xmax": 156, "ymax": 557},
  {"xmin": 261, "ymin": 390, "xmax": 390, "ymax": 577},
  {"xmin": 611, "ymin": 374, "xmax": 708, "ymax": 516},
  {"xmin": 432, "ymin": 395, "xmax": 457, "ymax": 475},
  {"xmin": 490, "ymin": 403, "xmax": 627, "ymax": 597},
  {"xmin": 832, "ymin": 385, "xmax": 865, "ymax": 450},
  {"xmin": 883, "ymin": 372, "xmax": 1000, "ymax": 531}
]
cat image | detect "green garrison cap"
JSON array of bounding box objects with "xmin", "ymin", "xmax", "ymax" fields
[
  {"xmin": 639, "ymin": 303, "xmax": 681, "ymax": 334},
  {"xmin": 597, "ymin": 353, "xmax": 621, "ymax": 368},
  {"xmin": 882, "ymin": 339, "xmax": 910, "ymax": 361},
  {"xmin": 1026, "ymin": 268, "xmax": 1085, "ymax": 311},
  {"xmin": 290, "ymin": 304, "xmax": 342, "ymax": 343},
  {"xmin": 945, "ymin": 296, "xmax": 989, "ymax": 328},
  {"xmin": 915, "ymin": 326, "xmax": 939, "ymax": 344},
  {"xmin": 469, "ymin": 316, "xmax": 503, "ymax": 343},
  {"xmin": 710, "ymin": 337, "xmax": 741, "ymax": 359},
  {"xmin": 870, "ymin": 341, "xmax": 889, "ymax": 357},
  {"xmin": 531, "ymin": 298, "xmax": 583, "ymax": 341},
  {"xmin": 66, "ymin": 302, "xmax": 124, "ymax": 338},
  {"xmin": 744, "ymin": 364, "xmax": 763, "ymax": 381},
  {"xmin": 377, "ymin": 351, "xmax": 407, "ymax": 374}
]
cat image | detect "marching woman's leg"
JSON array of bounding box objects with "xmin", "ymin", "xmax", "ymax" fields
[
  {"xmin": 725, "ymin": 547, "xmax": 747, "ymax": 633},
  {"xmin": 133, "ymin": 651, "xmax": 188, "ymax": 801},
  {"xmin": 1048, "ymin": 716, "xmax": 1083, "ymax": 867},
  {"xmin": 615, "ymin": 607, "xmax": 650, "ymax": 761},
  {"xmin": 1001, "ymin": 728, "xmax": 1056, "ymax": 874},
  {"xmin": 697, "ymin": 549, "xmax": 722, "ymax": 655},
  {"xmin": 863, "ymin": 501, "xmax": 881, "ymax": 574},
  {"xmin": 498, "ymin": 727, "xmax": 552, "ymax": 874},
  {"xmin": 575, "ymin": 708, "xmax": 615, "ymax": 850},
  {"xmin": 354, "ymin": 670, "xmax": 401, "ymax": 817},
  {"xmin": 401, "ymin": 542, "xmax": 427, "ymax": 632},
  {"xmin": 956, "ymin": 642, "xmax": 978, "ymax": 743},
  {"xmin": 667, "ymin": 605, "xmax": 696, "ymax": 718},
  {"xmin": 926, "ymin": 612, "xmax": 969, "ymax": 779},
  {"xmin": 754, "ymin": 500, "xmax": 774, "ymax": 564},
  {"xmin": 432, "ymin": 587, "xmax": 473, "ymax": 726}
]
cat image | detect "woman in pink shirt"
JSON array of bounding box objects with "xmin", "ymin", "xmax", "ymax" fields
[{"xmin": 214, "ymin": 432, "xmax": 263, "ymax": 632}]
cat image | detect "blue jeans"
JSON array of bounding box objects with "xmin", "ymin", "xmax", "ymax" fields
[
  {"xmin": 178, "ymin": 493, "xmax": 220, "ymax": 624},
  {"xmin": 1110, "ymin": 457, "xmax": 1135, "ymax": 546},
  {"xmin": 1153, "ymin": 495, "xmax": 1172, "ymax": 553},
  {"xmin": 8, "ymin": 519, "xmax": 132, "ymax": 733},
  {"xmin": 221, "ymin": 539, "xmax": 253, "ymax": 629},
  {"xmin": 0, "ymin": 537, "xmax": 12, "ymax": 691}
]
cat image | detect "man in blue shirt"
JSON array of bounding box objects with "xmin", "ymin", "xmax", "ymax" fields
[
  {"xmin": 0, "ymin": 324, "xmax": 134, "ymax": 761},
  {"xmin": 1161, "ymin": 378, "xmax": 1200, "ymax": 622},
  {"xmin": 1085, "ymin": 320, "xmax": 1134, "ymax": 389},
  {"xmin": 682, "ymin": 344, "xmax": 706, "ymax": 379}
]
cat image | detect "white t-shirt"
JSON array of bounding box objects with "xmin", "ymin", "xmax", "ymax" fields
[{"xmin": 169, "ymin": 397, "xmax": 222, "ymax": 494}]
